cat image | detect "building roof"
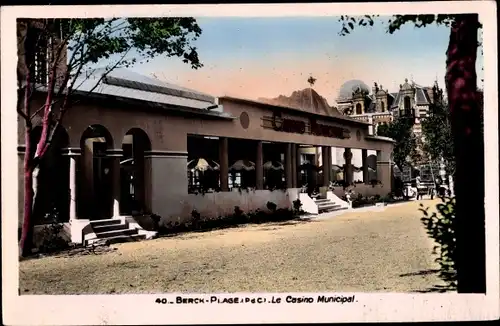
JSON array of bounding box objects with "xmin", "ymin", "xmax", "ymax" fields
[
  {"xmin": 219, "ymin": 95, "xmax": 372, "ymax": 127},
  {"xmin": 390, "ymin": 83, "xmax": 432, "ymax": 109},
  {"xmin": 337, "ymin": 79, "xmax": 370, "ymax": 100},
  {"xmin": 415, "ymin": 88, "xmax": 431, "ymax": 105},
  {"xmin": 258, "ymin": 88, "xmax": 344, "ymax": 118},
  {"xmin": 72, "ymin": 68, "xmax": 226, "ymax": 114}
]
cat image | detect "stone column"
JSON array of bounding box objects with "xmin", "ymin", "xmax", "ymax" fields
[
  {"xmin": 219, "ymin": 137, "xmax": 229, "ymax": 192},
  {"xmin": 344, "ymin": 148, "xmax": 353, "ymax": 186},
  {"xmin": 362, "ymin": 149, "xmax": 369, "ymax": 184},
  {"xmin": 295, "ymin": 144, "xmax": 302, "ymax": 188},
  {"xmin": 67, "ymin": 149, "xmax": 80, "ymax": 222},
  {"xmin": 321, "ymin": 146, "xmax": 330, "ymax": 187},
  {"xmin": 107, "ymin": 149, "xmax": 123, "ymax": 218},
  {"xmin": 143, "ymin": 152, "xmax": 153, "ymax": 214},
  {"xmin": 291, "ymin": 144, "xmax": 297, "ymax": 188},
  {"xmin": 327, "ymin": 147, "xmax": 332, "ymax": 184},
  {"xmin": 376, "ymin": 149, "xmax": 393, "ymax": 193},
  {"xmin": 255, "ymin": 140, "xmax": 264, "ymax": 190},
  {"xmin": 285, "ymin": 143, "xmax": 293, "ymax": 188}
]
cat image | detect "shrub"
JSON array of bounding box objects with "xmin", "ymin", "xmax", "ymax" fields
[
  {"xmin": 419, "ymin": 196, "xmax": 457, "ymax": 287},
  {"xmin": 151, "ymin": 214, "xmax": 161, "ymax": 231},
  {"xmin": 191, "ymin": 209, "xmax": 201, "ymax": 229},
  {"xmin": 292, "ymin": 198, "xmax": 302, "ymax": 214},
  {"xmin": 37, "ymin": 207, "xmax": 69, "ymax": 254},
  {"xmin": 266, "ymin": 201, "xmax": 277, "ymax": 212},
  {"xmin": 274, "ymin": 208, "xmax": 294, "ymax": 221},
  {"xmin": 233, "ymin": 206, "xmax": 247, "ymax": 224}
]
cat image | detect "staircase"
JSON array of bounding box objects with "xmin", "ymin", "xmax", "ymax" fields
[
  {"xmin": 85, "ymin": 218, "xmax": 146, "ymax": 246},
  {"xmin": 313, "ymin": 197, "xmax": 345, "ymax": 214}
]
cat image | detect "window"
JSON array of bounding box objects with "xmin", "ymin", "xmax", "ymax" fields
[
  {"xmin": 403, "ymin": 96, "xmax": 411, "ymax": 116},
  {"xmin": 355, "ymin": 103, "xmax": 362, "ymax": 115},
  {"xmin": 27, "ymin": 27, "xmax": 49, "ymax": 85},
  {"xmin": 188, "ymin": 170, "xmax": 201, "ymax": 193},
  {"xmin": 229, "ymin": 172, "xmax": 242, "ymax": 189},
  {"xmin": 380, "ymin": 101, "xmax": 385, "ymax": 112}
]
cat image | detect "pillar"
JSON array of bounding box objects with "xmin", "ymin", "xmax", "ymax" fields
[
  {"xmin": 376, "ymin": 149, "xmax": 393, "ymax": 192},
  {"xmin": 68, "ymin": 151, "xmax": 79, "ymax": 221},
  {"xmin": 327, "ymin": 147, "xmax": 332, "ymax": 184},
  {"xmin": 143, "ymin": 152, "xmax": 153, "ymax": 214},
  {"xmin": 108, "ymin": 149, "xmax": 123, "ymax": 218},
  {"xmin": 62, "ymin": 147, "xmax": 81, "ymax": 222},
  {"xmin": 219, "ymin": 137, "xmax": 229, "ymax": 191},
  {"xmin": 295, "ymin": 144, "xmax": 302, "ymax": 188},
  {"xmin": 344, "ymin": 148, "xmax": 353, "ymax": 186},
  {"xmin": 362, "ymin": 149, "xmax": 369, "ymax": 184},
  {"xmin": 285, "ymin": 143, "xmax": 293, "ymax": 188},
  {"xmin": 255, "ymin": 140, "xmax": 264, "ymax": 190},
  {"xmin": 291, "ymin": 144, "xmax": 297, "ymax": 188},
  {"xmin": 321, "ymin": 146, "xmax": 331, "ymax": 187},
  {"xmin": 376, "ymin": 150, "xmax": 382, "ymax": 182}
]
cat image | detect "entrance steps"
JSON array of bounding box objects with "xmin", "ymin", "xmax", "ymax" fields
[
  {"xmin": 85, "ymin": 218, "xmax": 146, "ymax": 246},
  {"xmin": 314, "ymin": 198, "xmax": 346, "ymax": 214}
]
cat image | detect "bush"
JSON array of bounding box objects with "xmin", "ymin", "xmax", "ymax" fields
[
  {"xmin": 292, "ymin": 198, "xmax": 303, "ymax": 213},
  {"xmin": 420, "ymin": 196, "xmax": 457, "ymax": 286},
  {"xmin": 151, "ymin": 214, "xmax": 161, "ymax": 231},
  {"xmin": 155, "ymin": 203, "xmax": 304, "ymax": 236},
  {"xmin": 266, "ymin": 201, "xmax": 277, "ymax": 212},
  {"xmin": 37, "ymin": 207, "xmax": 69, "ymax": 254},
  {"xmin": 233, "ymin": 206, "xmax": 247, "ymax": 224},
  {"xmin": 191, "ymin": 209, "xmax": 201, "ymax": 229}
]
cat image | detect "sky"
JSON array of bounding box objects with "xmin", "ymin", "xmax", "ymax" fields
[{"xmin": 127, "ymin": 16, "xmax": 484, "ymax": 106}]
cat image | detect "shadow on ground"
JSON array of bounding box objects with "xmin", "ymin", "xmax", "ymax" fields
[
  {"xmin": 157, "ymin": 217, "xmax": 317, "ymax": 240},
  {"xmin": 400, "ymin": 269, "xmax": 457, "ymax": 293}
]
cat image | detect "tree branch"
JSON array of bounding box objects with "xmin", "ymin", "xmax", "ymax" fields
[{"xmin": 44, "ymin": 46, "xmax": 133, "ymax": 153}]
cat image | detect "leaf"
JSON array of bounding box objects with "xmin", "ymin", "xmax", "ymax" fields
[{"xmin": 348, "ymin": 22, "xmax": 354, "ymax": 29}]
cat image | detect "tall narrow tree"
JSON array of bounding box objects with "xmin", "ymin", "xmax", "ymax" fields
[{"xmin": 339, "ymin": 14, "xmax": 485, "ymax": 293}]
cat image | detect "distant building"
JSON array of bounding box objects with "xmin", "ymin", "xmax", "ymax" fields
[{"xmin": 335, "ymin": 78, "xmax": 438, "ymax": 138}]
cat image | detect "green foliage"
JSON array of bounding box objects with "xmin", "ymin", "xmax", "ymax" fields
[
  {"xmin": 421, "ymin": 85, "xmax": 455, "ymax": 175},
  {"xmin": 419, "ymin": 197, "xmax": 457, "ymax": 286},
  {"xmin": 154, "ymin": 204, "xmax": 304, "ymax": 236},
  {"xmin": 338, "ymin": 14, "xmax": 467, "ymax": 36},
  {"xmin": 37, "ymin": 207, "xmax": 69, "ymax": 254},
  {"xmin": 292, "ymin": 199, "xmax": 303, "ymax": 213},
  {"xmin": 60, "ymin": 17, "xmax": 203, "ymax": 70},
  {"xmin": 376, "ymin": 117, "xmax": 419, "ymax": 171},
  {"xmin": 376, "ymin": 123, "xmax": 390, "ymax": 136},
  {"xmin": 266, "ymin": 201, "xmax": 277, "ymax": 212},
  {"xmin": 22, "ymin": 17, "xmax": 203, "ymax": 92}
]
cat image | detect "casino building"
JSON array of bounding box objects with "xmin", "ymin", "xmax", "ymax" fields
[
  {"xmin": 18, "ymin": 68, "xmax": 395, "ymax": 245},
  {"xmin": 17, "ymin": 24, "xmax": 395, "ymax": 245}
]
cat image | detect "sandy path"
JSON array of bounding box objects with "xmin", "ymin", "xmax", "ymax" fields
[{"xmin": 19, "ymin": 199, "xmax": 450, "ymax": 294}]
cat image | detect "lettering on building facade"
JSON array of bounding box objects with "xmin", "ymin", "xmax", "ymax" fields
[{"xmin": 262, "ymin": 112, "xmax": 351, "ymax": 139}]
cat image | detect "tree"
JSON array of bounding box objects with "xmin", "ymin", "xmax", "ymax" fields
[
  {"xmin": 421, "ymin": 83, "xmax": 455, "ymax": 178},
  {"xmin": 376, "ymin": 118, "xmax": 419, "ymax": 171},
  {"xmin": 17, "ymin": 18, "xmax": 203, "ymax": 257},
  {"xmin": 339, "ymin": 14, "xmax": 485, "ymax": 293}
]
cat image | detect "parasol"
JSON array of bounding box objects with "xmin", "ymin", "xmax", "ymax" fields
[
  {"xmin": 230, "ymin": 159, "xmax": 256, "ymax": 171},
  {"xmin": 187, "ymin": 158, "xmax": 220, "ymax": 172},
  {"xmin": 300, "ymin": 162, "xmax": 321, "ymax": 171},
  {"xmin": 263, "ymin": 160, "xmax": 284, "ymax": 171}
]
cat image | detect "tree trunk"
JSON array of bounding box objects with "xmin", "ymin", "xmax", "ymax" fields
[
  {"xmin": 20, "ymin": 131, "xmax": 35, "ymax": 257},
  {"xmin": 445, "ymin": 14, "xmax": 485, "ymax": 293}
]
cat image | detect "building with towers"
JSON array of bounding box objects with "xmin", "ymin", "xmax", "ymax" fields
[{"xmin": 335, "ymin": 78, "xmax": 438, "ymax": 139}]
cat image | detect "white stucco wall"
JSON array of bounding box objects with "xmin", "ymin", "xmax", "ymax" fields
[{"xmin": 150, "ymin": 156, "xmax": 300, "ymax": 223}]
